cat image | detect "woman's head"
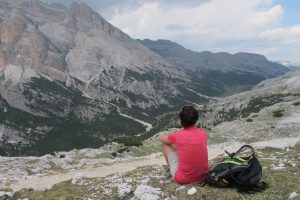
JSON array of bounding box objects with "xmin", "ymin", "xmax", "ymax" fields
[{"xmin": 179, "ymin": 105, "xmax": 199, "ymax": 128}]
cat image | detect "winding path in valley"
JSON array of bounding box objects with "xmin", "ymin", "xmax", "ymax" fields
[
  {"xmin": 10, "ymin": 136, "xmax": 300, "ymax": 192},
  {"xmin": 104, "ymin": 100, "xmax": 153, "ymax": 132}
]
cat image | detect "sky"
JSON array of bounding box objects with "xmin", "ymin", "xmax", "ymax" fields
[{"xmin": 42, "ymin": 0, "xmax": 300, "ymax": 63}]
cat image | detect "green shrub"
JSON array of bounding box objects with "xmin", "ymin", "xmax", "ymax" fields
[
  {"xmin": 293, "ymin": 102, "xmax": 300, "ymax": 106},
  {"xmin": 112, "ymin": 137, "xmax": 143, "ymax": 147},
  {"xmin": 273, "ymin": 110, "xmax": 284, "ymax": 118},
  {"xmin": 246, "ymin": 118, "xmax": 253, "ymax": 122}
]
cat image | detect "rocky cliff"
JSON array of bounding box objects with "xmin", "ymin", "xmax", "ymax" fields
[
  {"xmin": 0, "ymin": 0, "xmax": 291, "ymax": 156},
  {"xmin": 0, "ymin": 0, "xmax": 208, "ymax": 156}
]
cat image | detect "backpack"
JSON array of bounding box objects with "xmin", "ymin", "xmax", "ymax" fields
[{"xmin": 206, "ymin": 145, "xmax": 268, "ymax": 193}]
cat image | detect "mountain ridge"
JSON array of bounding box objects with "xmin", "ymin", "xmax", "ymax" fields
[
  {"xmin": 138, "ymin": 39, "xmax": 288, "ymax": 76},
  {"xmin": 0, "ymin": 0, "xmax": 204, "ymax": 156},
  {"xmin": 0, "ymin": 0, "xmax": 291, "ymax": 156}
]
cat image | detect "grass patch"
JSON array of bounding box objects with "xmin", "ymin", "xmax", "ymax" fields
[
  {"xmin": 207, "ymin": 129, "xmax": 228, "ymax": 144},
  {"xmin": 112, "ymin": 136, "xmax": 143, "ymax": 147},
  {"xmin": 13, "ymin": 181, "xmax": 91, "ymax": 200},
  {"xmin": 259, "ymin": 147, "xmax": 285, "ymax": 154},
  {"xmin": 12, "ymin": 143, "xmax": 300, "ymax": 199},
  {"xmin": 127, "ymin": 142, "xmax": 160, "ymax": 157},
  {"xmin": 95, "ymin": 152, "xmax": 115, "ymax": 159},
  {"xmin": 273, "ymin": 110, "xmax": 284, "ymax": 118},
  {"xmin": 25, "ymin": 159, "xmax": 39, "ymax": 165},
  {"xmin": 0, "ymin": 188, "xmax": 13, "ymax": 192}
]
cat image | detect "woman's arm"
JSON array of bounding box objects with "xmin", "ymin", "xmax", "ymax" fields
[{"xmin": 159, "ymin": 135, "xmax": 170, "ymax": 144}]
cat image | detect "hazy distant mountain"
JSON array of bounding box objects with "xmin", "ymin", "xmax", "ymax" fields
[
  {"xmin": 139, "ymin": 39, "xmax": 289, "ymax": 95},
  {"xmin": 276, "ymin": 61, "xmax": 300, "ymax": 70},
  {"xmin": 277, "ymin": 60, "xmax": 300, "ymax": 66}
]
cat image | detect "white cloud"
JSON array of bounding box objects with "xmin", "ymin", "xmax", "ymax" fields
[
  {"xmin": 260, "ymin": 25, "xmax": 300, "ymax": 42},
  {"xmin": 110, "ymin": 0, "xmax": 282, "ymax": 40},
  {"xmin": 251, "ymin": 47, "xmax": 279, "ymax": 55},
  {"xmin": 109, "ymin": 0, "xmax": 300, "ymax": 62},
  {"xmin": 251, "ymin": 5, "xmax": 283, "ymax": 28}
]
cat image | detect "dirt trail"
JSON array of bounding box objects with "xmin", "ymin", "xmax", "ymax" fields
[{"xmin": 10, "ymin": 136, "xmax": 300, "ymax": 192}]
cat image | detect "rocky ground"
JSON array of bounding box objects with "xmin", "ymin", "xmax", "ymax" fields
[
  {"xmin": 210, "ymin": 98, "xmax": 300, "ymax": 144},
  {"xmin": 0, "ymin": 134, "xmax": 299, "ymax": 200},
  {"xmin": 0, "ymin": 141, "xmax": 299, "ymax": 200},
  {"xmin": 1, "ymin": 69, "xmax": 300, "ymax": 199}
]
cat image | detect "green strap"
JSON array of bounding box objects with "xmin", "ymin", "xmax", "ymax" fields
[
  {"xmin": 220, "ymin": 160, "xmax": 243, "ymax": 165},
  {"xmin": 220, "ymin": 155, "xmax": 254, "ymax": 165},
  {"xmin": 236, "ymin": 155, "xmax": 254, "ymax": 162},
  {"xmin": 234, "ymin": 157, "xmax": 246, "ymax": 162}
]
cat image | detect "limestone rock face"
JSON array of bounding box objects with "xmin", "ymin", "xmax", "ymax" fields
[
  {"xmin": 0, "ymin": 0, "xmax": 186, "ymax": 106},
  {"xmin": 0, "ymin": 2, "xmax": 67, "ymax": 74},
  {"xmin": 0, "ymin": 9, "xmax": 27, "ymax": 46},
  {"xmin": 0, "ymin": 0, "xmax": 194, "ymax": 156},
  {"xmin": 0, "ymin": 50, "xmax": 6, "ymax": 69},
  {"xmin": 0, "ymin": 0, "xmax": 292, "ymax": 156}
]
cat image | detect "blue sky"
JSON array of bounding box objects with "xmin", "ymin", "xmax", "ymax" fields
[
  {"xmin": 42, "ymin": 0, "xmax": 300, "ymax": 63},
  {"xmin": 274, "ymin": 0, "xmax": 300, "ymax": 26}
]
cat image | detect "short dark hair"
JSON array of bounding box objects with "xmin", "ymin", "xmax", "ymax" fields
[{"xmin": 179, "ymin": 105, "xmax": 199, "ymax": 128}]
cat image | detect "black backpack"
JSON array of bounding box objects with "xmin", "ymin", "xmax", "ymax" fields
[{"xmin": 206, "ymin": 145, "xmax": 268, "ymax": 193}]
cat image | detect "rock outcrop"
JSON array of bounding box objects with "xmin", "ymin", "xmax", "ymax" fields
[{"xmin": 0, "ymin": 0, "xmax": 202, "ymax": 156}]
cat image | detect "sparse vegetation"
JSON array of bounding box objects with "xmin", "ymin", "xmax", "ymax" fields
[
  {"xmin": 190, "ymin": 70, "xmax": 265, "ymax": 97},
  {"xmin": 273, "ymin": 110, "xmax": 285, "ymax": 118},
  {"xmin": 241, "ymin": 94, "xmax": 287, "ymax": 118},
  {"xmin": 13, "ymin": 144, "xmax": 300, "ymax": 200},
  {"xmin": 141, "ymin": 111, "xmax": 180, "ymax": 140},
  {"xmin": 215, "ymin": 107, "xmax": 240, "ymax": 124},
  {"xmin": 13, "ymin": 182, "xmax": 91, "ymax": 200},
  {"xmin": 0, "ymin": 77, "xmax": 145, "ymax": 156},
  {"xmin": 293, "ymin": 101, "xmax": 300, "ymax": 106},
  {"xmin": 207, "ymin": 129, "xmax": 228, "ymax": 144},
  {"xmin": 246, "ymin": 118, "xmax": 253, "ymax": 122},
  {"xmin": 112, "ymin": 136, "xmax": 143, "ymax": 147}
]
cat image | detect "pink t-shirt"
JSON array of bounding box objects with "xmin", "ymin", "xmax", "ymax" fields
[{"xmin": 168, "ymin": 126, "xmax": 208, "ymax": 184}]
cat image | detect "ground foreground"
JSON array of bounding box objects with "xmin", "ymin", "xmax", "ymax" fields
[{"xmin": 3, "ymin": 142, "xmax": 299, "ymax": 200}]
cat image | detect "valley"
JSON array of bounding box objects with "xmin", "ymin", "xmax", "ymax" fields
[
  {"xmin": 0, "ymin": 0, "xmax": 292, "ymax": 156},
  {"xmin": 0, "ymin": 0, "xmax": 299, "ymax": 199}
]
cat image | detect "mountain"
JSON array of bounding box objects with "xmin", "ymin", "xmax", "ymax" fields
[
  {"xmin": 149, "ymin": 69, "xmax": 300, "ymax": 145},
  {"xmin": 139, "ymin": 39, "xmax": 289, "ymax": 96},
  {"xmin": 199, "ymin": 69, "xmax": 300, "ymax": 143},
  {"xmin": 276, "ymin": 60, "xmax": 300, "ymax": 69},
  {"xmin": 0, "ymin": 0, "xmax": 209, "ymax": 156},
  {"xmin": 1, "ymin": 69, "xmax": 300, "ymax": 199},
  {"xmin": 0, "ymin": 0, "xmax": 290, "ymax": 156}
]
